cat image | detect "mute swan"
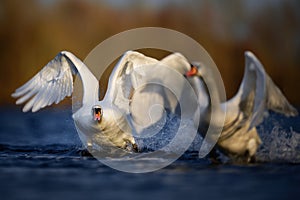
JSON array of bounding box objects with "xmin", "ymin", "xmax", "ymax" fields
[
  {"xmin": 185, "ymin": 51, "xmax": 298, "ymax": 162},
  {"xmin": 12, "ymin": 50, "xmax": 163, "ymax": 152}
]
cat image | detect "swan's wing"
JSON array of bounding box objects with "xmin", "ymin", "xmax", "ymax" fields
[
  {"xmin": 105, "ymin": 51, "xmax": 159, "ymax": 113},
  {"xmin": 104, "ymin": 51, "xmax": 167, "ymax": 132},
  {"xmin": 265, "ymin": 71, "xmax": 298, "ymax": 117},
  {"xmin": 131, "ymin": 52, "xmax": 198, "ymax": 118},
  {"xmin": 130, "ymin": 52, "xmax": 200, "ymax": 133},
  {"xmin": 237, "ymin": 51, "xmax": 265, "ymax": 128},
  {"xmin": 236, "ymin": 51, "xmax": 298, "ymax": 129},
  {"xmin": 12, "ymin": 51, "xmax": 99, "ymax": 112}
]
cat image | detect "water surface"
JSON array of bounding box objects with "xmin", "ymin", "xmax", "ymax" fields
[{"xmin": 0, "ymin": 106, "xmax": 299, "ymax": 200}]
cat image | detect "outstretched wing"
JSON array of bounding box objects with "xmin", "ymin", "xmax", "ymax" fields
[
  {"xmin": 12, "ymin": 51, "xmax": 99, "ymax": 112},
  {"xmin": 235, "ymin": 51, "xmax": 298, "ymax": 129},
  {"xmin": 105, "ymin": 51, "xmax": 173, "ymax": 133},
  {"xmin": 105, "ymin": 51, "xmax": 159, "ymax": 112}
]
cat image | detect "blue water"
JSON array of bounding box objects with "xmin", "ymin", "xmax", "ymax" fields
[{"xmin": 0, "ymin": 106, "xmax": 299, "ymax": 200}]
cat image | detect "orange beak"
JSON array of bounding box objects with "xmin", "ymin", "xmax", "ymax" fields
[
  {"xmin": 185, "ymin": 65, "xmax": 198, "ymax": 77},
  {"xmin": 94, "ymin": 111, "xmax": 101, "ymax": 121}
]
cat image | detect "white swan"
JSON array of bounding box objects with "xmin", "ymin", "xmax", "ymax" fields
[
  {"xmin": 126, "ymin": 52, "xmax": 198, "ymax": 136},
  {"xmin": 12, "ymin": 50, "xmax": 162, "ymax": 152},
  {"xmin": 185, "ymin": 51, "xmax": 298, "ymax": 162}
]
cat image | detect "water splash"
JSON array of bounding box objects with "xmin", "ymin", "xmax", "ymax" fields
[
  {"xmin": 256, "ymin": 112, "xmax": 300, "ymax": 163},
  {"xmin": 256, "ymin": 126, "xmax": 300, "ymax": 163}
]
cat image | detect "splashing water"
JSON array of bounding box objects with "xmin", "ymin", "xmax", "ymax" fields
[
  {"xmin": 256, "ymin": 113, "xmax": 300, "ymax": 163},
  {"xmin": 258, "ymin": 127, "xmax": 300, "ymax": 163}
]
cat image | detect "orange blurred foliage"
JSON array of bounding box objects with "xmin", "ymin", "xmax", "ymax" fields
[{"xmin": 0, "ymin": 0, "xmax": 299, "ymax": 106}]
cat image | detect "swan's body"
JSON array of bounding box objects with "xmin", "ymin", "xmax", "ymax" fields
[
  {"xmin": 12, "ymin": 49, "xmax": 298, "ymax": 162},
  {"xmin": 12, "ymin": 50, "xmax": 162, "ymax": 151},
  {"xmin": 186, "ymin": 51, "xmax": 298, "ymax": 162}
]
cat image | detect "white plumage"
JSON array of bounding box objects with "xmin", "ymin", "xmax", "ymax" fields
[
  {"xmin": 12, "ymin": 50, "xmax": 298, "ymax": 162},
  {"xmin": 185, "ymin": 51, "xmax": 298, "ymax": 162},
  {"xmin": 12, "ymin": 50, "xmax": 164, "ymax": 152}
]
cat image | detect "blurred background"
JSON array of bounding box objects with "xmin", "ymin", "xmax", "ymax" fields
[{"xmin": 1, "ymin": 0, "xmax": 299, "ymax": 106}]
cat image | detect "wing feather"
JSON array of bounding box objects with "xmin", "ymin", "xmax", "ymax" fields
[
  {"xmin": 105, "ymin": 51, "xmax": 158, "ymax": 112},
  {"xmin": 12, "ymin": 51, "xmax": 98, "ymax": 112},
  {"xmin": 15, "ymin": 88, "xmax": 38, "ymax": 105},
  {"xmin": 236, "ymin": 51, "xmax": 298, "ymax": 129},
  {"xmin": 265, "ymin": 75, "xmax": 298, "ymax": 116}
]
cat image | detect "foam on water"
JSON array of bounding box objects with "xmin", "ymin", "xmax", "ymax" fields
[
  {"xmin": 134, "ymin": 110, "xmax": 300, "ymax": 164},
  {"xmin": 257, "ymin": 126, "xmax": 300, "ymax": 163},
  {"xmin": 135, "ymin": 113, "xmax": 200, "ymax": 152}
]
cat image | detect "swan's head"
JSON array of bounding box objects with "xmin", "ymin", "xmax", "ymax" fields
[
  {"xmin": 92, "ymin": 105, "xmax": 103, "ymax": 122},
  {"xmin": 185, "ymin": 63, "xmax": 204, "ymax": 78}
]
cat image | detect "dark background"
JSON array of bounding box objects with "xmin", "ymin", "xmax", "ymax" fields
[{"xmin": 1, "ymin": 0, "xmax": 299, "ymax": 106}]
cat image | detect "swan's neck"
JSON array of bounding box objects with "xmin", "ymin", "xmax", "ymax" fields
[
  {"xmin": 63, "ymin": 51, "xmax": 99, "ymax": 105},
  {"xmin": 197, "ymin": 75, "xmax": 222, "ymax": 113}
]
